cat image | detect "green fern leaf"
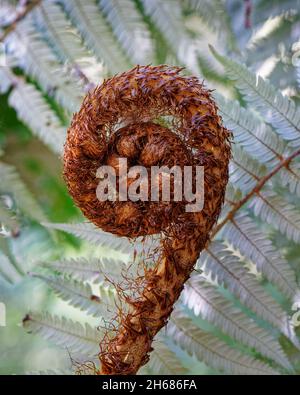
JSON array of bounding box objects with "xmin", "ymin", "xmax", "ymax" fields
[
  {"xmin": 222, "ymin": 212, "xmax": 298, "ymax": 300},
  {"xmin": 31, "ymin": 273, "xmax": 117, "ymax": 318},
  {"xmin": 0, "ymin": 249, "xmax": 22, "ymax": 284},
  {"xmin": 139, "ymin": 339, "xmax": 188, "ymax": 375},
  {"xmin": 183, "ymin": 275, "xmax": 292, "ymax": 370},
  {"xmin": 60, "ymin": 0, "xmax": 130, "ymax": 74},
  {"xmin": 42, "ymin": 256, "xmax": 124, "ymax": 284},
  {"xmin": 5, "ymin": 17, "xmax": 83, "ymax": 112},
  {"xmin": 198, "ymin": 241, "xmax": 299, "ymax": 348},
  {"xmin": 142, "ymin": 0, "xmax": 200, "ymax": 74},
  {"xmin": 9, "ymin": 81, "xmax": 66, "ymax": 155},
  {"xmin": 168, "ymin": 310, "xmax": 281, "ymax": 375},
  {"xmin": 42, "ymin": 222, "xmax": 132, "ymax": 253},
  {"xmin": 250, "ymin": 190, "xmax": 300, "ymax": 244},
  {"xmin": 99, "ymin": 0, "xmax": 154, "ymax": 64},
  {"xmin": 33, "ymin": 0, "xmax": 104, "ymax": 87},
  {"xmin": 0, "ymin": 161, "xmax": 46, "ymax": 223},
  {"xmin": 211, "ymin": 46, "xmax": 300, "ymax": 146},
  {"xmin": 23, "ymin": 311, "xmax": 101, "ymax": 357}
]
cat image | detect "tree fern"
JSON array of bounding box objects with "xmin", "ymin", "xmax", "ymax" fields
[{"xmin": 1, "ymin": 0, "xmax": 300, "ymax": 376}]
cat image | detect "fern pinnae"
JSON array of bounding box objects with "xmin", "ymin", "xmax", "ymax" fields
[
  {"xmin": 139, "ymin": 339, "xmax": 188, "ymax": 375},
  {"xmin": 215, "ymin": 93, "xmax": 286, "ymax": 166},
  {"xmin": 216, "ymin": 93, "xmax": 300, "ymax": 197},
  {"xmin": 60, "ymin": 0, "xmax": 130, "ymax": 74},
  {"xmin": 211, "ymin": 46, "xmax": 300, "ymax": 146},
  {"xmin": 9, "ymin": 81, "xmax": 66, "ymax": 155},
  {"xmin": 98, "ymin": 0, "xmax": 154, "ymax": 65},
  {"xmin": 222, "ymin": 213, "xmax": 298, "ymax": 300},
  {"xmin": 198, "ymin": 241, "xmax": 299, "ymax": 348},
  {"xmin": 183, "ymin": 275, "xmax": 292, "ymax": 370},
  {"xmin": 23, "ymin": 311, "xmax": 101, "ymax": 357},
  {"xmin": 0, "ymin": 161, "xmax": 46, "ymax": 223},
  {"xmin": 142, "ymin": 0, "xmax": 200, "ymax": 75},
  {"xmin": 230, "ymin": 146, "xmax": 266, "ymax": 194},
  {"xmin": 0, "ymin": 249, "xmax": 23, "ymax": 284},
  {"xmin": 42, "ymin": 256, "xmax": 124, "ymax": 284},
  {"xmin": 185, "ymin": 0, "xmax": 237, "ymax": 53},
  {"xmin": 30, "ymin": 272, "xmax": 117, "ymax": 318},
  {"xmin": 33, "ymin": 0, "xmax": 104, "ymax": 88},
  {"xmin": 42, "ymin": 222, "xmax": 132, "ymax": 253},
  {"xmin": 250, "ymin": 190, "xmax": 300, "ymax": 244},
  {"xmin": 4, "ymin": 18, "xmax": 83, "ymax": 112},
  {"xmin": 168, "ymin": 310, "xmax": 281, "ymax": 375},
  {"xmin": 0, "ymin": 66, "xmax": 15, "ymax": 94}
]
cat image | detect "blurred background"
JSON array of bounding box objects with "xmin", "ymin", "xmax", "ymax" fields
[{"xmin": 0, "ymin": 0, "xmax": 300, "ymax": 375}]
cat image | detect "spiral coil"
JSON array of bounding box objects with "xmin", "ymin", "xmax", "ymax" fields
[{"xmin": 64, "ymin": 65, "xmax": 231, "ymax": 374}]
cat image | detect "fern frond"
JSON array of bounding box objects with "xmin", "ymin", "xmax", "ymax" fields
[
  {"xmin": 246, "ymin": 12, "xmax": 290, "ymax": 52},
  {"xmin": 168, "ymin": 310, "xmax": 280, "ymax": 375},
  {"xmin": 211, "ymin": 46, "xmax": 300, "ymax": 147},
  {"xmin": 215, "ymin": 93, "xmax": 286, "ymax": 166},
  {"xmin": 99, "ymin": 0, "xmax": 154, "ymax": 64},
  {"xmin": 185, "ymin": 0, "xmax": 237, "ymax": 52},
  {"xmin": 0, "ymin": 198, "xmax": 19, "ymax": 237},
  {"xmin": 42, "ymin": 222, "xmax": 132, "ymax": 253},
  {"xmin": 5, "ymin": 17, "xmax": 83, "ymax": 112},
  {"xmin": 140, "ymin": 339, "xmax": 188, "ymax": 375},
  {"xmin": 9, "ymin": 81, "xmax": 66, "ymax": 155},
  {"xmin": 183, "ymin": 275, "xmax": 292, "ymax": 370},
  {"xmin": 43, "ymin": 256, "xmax": 124, "ymax": 284},
  {"xmin": 0, "ymin": 67, "xmax": 14, "ymax": 93},
  {"xmin": 279, "ymin": 160, "xmax": 300, "ymax": 197},
  {"xmin": 222, "ymin": 212, "xmax": 298, "ymax": 300},
  {"xmin": 230, "ymin": 146, "xmax": 266, "ymax": 194},
  {"xmin": 0, "ymin": 249, "xmax": 22, "ymax": 284},
  {"xmin": 23, "ymin": 311, "xmax": 101, "ymax": 356},
  {"xmin": 198, "ymin": 241, "xmax": 299, "ymax": 347},
  {"xmin": 31, "ymin": 273, "xmax": 117, "ymax": 318},
  {"xmin": 142, "ymin": 0, "xmax": 200, "ymax": 75},
  {"xmin": 250, "ymin": 190, "xmax": 300, "ymax": 244},
  {"xmin": 0, "ymin": 161, "xmax": 46, "ymax": 223},
  {"xmin": 216, "ymin": 93, "xmax": 300, "ymax": 197},
  {"xmin": 60, "ymin": 0, "xmax": 130, "ymax": 74},
  {"xmin": 33, "ymin": 0, "xmax": 104, "ymax": 87}
]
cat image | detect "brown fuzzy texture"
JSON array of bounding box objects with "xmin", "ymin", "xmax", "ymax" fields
[{"xmin": 63, "ymin": 65, "xmax": 231, "ymax": 375}]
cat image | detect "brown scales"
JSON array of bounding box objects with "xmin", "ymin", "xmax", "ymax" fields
[{"xmin": 63, "ymin": 65, "xmax": 232, "ymax": 375}]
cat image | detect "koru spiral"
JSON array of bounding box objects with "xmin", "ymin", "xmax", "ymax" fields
[{"xmin": 63, "ymin": 65, "xmax": 231, "ymax": 375}]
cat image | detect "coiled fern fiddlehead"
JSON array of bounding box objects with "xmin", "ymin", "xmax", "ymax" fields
[{"xmin": 63, "ymin": 65, "xmax": 231, "ymax": 375}]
